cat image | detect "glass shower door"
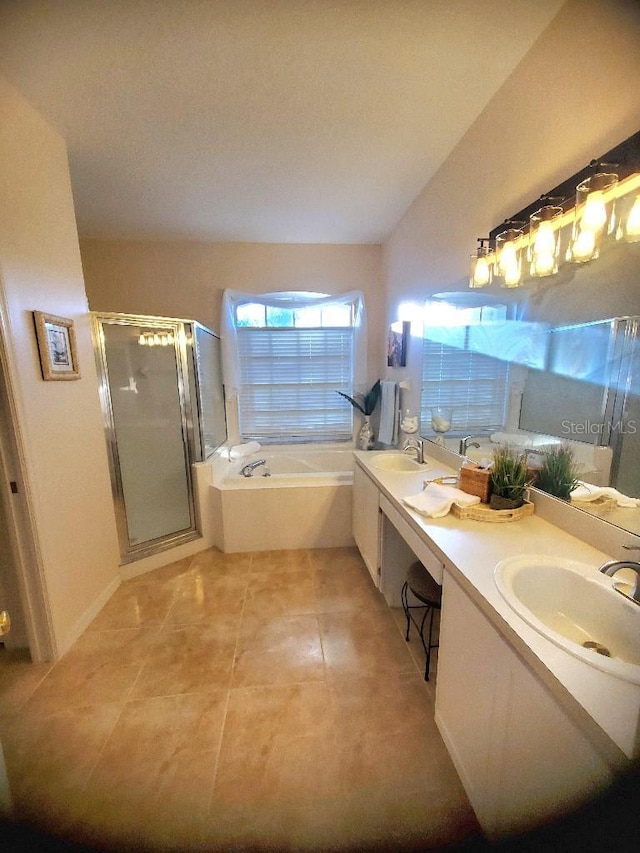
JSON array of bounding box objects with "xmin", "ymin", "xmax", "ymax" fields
[{"xmin": 94, "ymin": 316, "xmax": 198, "ymax": 561}]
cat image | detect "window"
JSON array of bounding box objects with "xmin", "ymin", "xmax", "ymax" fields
[
  {"xmin": 222, "ymin": 290, "xmax": 366, "ymax": 444},
  {"xmin": 421, "ymin": 298, "xmax": 510, "ymax": 436}
]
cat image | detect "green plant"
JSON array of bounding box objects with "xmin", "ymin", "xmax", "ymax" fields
[
  {"xmin": 490, "ymin": 445, "xmax": 532, "ymax": 501},
  {"xmin": 537, "ymin": 444, "xmax": 581, "ymax": 499},
  {"xmin": 336, "ymin": 379, "xmax": 381, "ymax": 416}
]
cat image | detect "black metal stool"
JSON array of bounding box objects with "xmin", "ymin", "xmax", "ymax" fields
[{"xmin": 401, "ymin": 561, "xmax": 442, "ymax": 681}]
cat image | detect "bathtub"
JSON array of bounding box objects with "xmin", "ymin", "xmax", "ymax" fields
[{"xmin": 210, "ymin": 446, "xmax": 356, "ymax": 552}]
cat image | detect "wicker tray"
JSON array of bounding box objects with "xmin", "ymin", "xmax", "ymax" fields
[
  {"xmin": 571, "ymin": 495, "xmax": 618, "ymax": 512},
  {"xmin": 423, "ymin": 477, "xmax": 534, "ymax": 523},
  {"xmin": 450, "ymin": 499, "xmax": 534, "ymax": 522}
]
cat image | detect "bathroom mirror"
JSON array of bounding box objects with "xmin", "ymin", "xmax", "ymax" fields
[{"xmin": 441, "ymin": 239, "xmax": 640, "ymax": 536}]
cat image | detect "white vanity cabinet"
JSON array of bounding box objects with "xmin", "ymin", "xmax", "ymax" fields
[
  {"xmin": 435, "ymin": 571, "xmax": 615, "ymax": 839},
  {"xmin": 352, "ymin": 463, "xmax": 381, "ymax": 585}
]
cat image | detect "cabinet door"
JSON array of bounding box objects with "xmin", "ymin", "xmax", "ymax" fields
[
  {"xmin": 435, "ymin": 572, "xmax": 507, "ymax": 831},
  {"xmin": 436, "ymin": 572, "xmax": 615, "ymax": 839},
  {"xmin": 352, "ymin": 464, "xmax": 381, "ymax": 585},
  {"xmin": 494, "ymin": 654, "xmax": 613, "ymax": 835}
]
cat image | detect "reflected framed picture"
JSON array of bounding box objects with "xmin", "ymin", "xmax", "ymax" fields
[
  {"xmin": 387, "ymin": 320, "xmax": 409, "ymax": 368},
  {"xmin": 33, "ymin": 311, "xmax": 80, "ymax": 380}
]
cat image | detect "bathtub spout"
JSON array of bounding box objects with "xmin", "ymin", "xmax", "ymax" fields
[{"xmin": 240, "ymin": 459, "xmax": 267, "ymax": 477}]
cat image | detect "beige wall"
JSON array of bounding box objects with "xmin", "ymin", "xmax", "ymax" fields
[
  {"xmin": 0, "ymin": 76, "xmax": 120, "ymax": 657},
  {"xmin": 80, "ymin": 239, "xmax": 384, "ymax": 382},
  {"xmin": 383, "ymin": 0, "xmax": 640, "ymax": 413}
]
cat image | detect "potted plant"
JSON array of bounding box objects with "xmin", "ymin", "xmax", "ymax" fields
[
  {"xmin": 336, "ymin": 380, "xmax": 381, "ymax": 450},
  {"xmin": 537, "ymin": 444, "xmax": 581, "ymax": 500},
  {"xmin": 490, "ymin": 445, "xmax": 532, "ymax": 510}
]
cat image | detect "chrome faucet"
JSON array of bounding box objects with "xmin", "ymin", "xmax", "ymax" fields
[
  {"xmin": 402, "ymin": 437, "xmax": 425, "ymax": 464},
  {"xmin": 459, "ymin": 435, "xmax": 481, "ymax": 456},
  {"xmin": 599, "ymin": 559, "xmax": 640, "ymax": 605},
  {"xmin": 240, "ymin": 459, "xmax": 267, "ymax": 477}
]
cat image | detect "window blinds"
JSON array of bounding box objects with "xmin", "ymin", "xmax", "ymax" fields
[
  {"xmin": 237, "ymin": 327, "xmax": 354, "ymax": 442},
  {"xmin": 421, "ymin": 337, "xmax": 509, "ymax": 435}
]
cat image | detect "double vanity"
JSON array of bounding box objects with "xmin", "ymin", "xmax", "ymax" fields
[{"xmin": 352, "ymin": 445, "xmax": 640, "ymax": 839}]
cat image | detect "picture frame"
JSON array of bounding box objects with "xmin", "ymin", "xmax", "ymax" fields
[
  {"xmin": 33, "ymin": 311, "xmax": 81, "ymax": 381},
  {"xmin": 387, "ymin": 320, "xmax": 410, "ymax": 368}
]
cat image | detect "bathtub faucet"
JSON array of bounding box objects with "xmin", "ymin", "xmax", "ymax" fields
[
  {"xmin": 459, "ymin": 436, "xmax": 480, "ymax": 456},
  {"xmin": 240, "ymin": 459, "xmax": 267, "ymax": 477}
]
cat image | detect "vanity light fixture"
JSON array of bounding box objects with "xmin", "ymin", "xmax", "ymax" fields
[
  {"xmin": 469, "ymin": 238, "xmax": 494, "ymax": 289},
  {"xmin": 617, "ymin": 188, "xmax": 640, "ymax": 242},
  {"xmin": 529, "ymin": 205, "xmax": 563, "ymax": 277},
  {"xmin": 138, "ymin": 331, "xmax": 175, "ymax": 347},
  {"xmin": 495, "ymin": 226, "xmax": 524, "ymax": 287},
  {"xmin": 567, "ymin": 172, "xmax": 618, "ymax": 263},
  {"xmin": 468, "ymin": 130, "xmax": 640, "ymax": 290}
]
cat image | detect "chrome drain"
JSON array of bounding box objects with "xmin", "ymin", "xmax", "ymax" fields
[{"xmin": 582, "ymin": 641, "xmax": 611, "ymax": 657}]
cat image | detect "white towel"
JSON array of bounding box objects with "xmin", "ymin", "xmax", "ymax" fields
[
  {"xmin": 403, "ymin": 483, "xmax": 481, "ymax": 518},
  {"xmin": 229, "ymin": 441, "xmax": 261, "ymax": 460},
  {"xmin": 378, "ymin": 380, "xmax": 398, "ymax": 446},
  {"xmin": 570, "ymin": 481, "xmax": 640, "ymax": 508}
]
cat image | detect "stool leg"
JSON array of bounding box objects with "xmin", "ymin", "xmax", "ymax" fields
[
  {"xmin": 401, "ymin": 582, "xmax": 410, "ymax": 641},
  {"xmin": 424, "ymin": 606, "xmax": 440, "ymax": 682}
]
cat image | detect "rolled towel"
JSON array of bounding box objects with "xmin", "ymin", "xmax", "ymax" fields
[
  {"xmin": 403, "ymin": 483, "xmax": 480, "ymax": 519},
  {"xmin": 229, "ymin": 441, "xmax": 261, "ymax": 460},
  {"xmin": 570, "ymin": 481, "xmax": 640, "ymax": 508}
]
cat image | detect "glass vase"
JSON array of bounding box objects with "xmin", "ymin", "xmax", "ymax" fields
[{"xmin": 358, "ymin": 415, "xmax": 375, "ymax": 450}]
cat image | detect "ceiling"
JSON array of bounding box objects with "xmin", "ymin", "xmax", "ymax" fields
[{"xmin": 0, "ymin": 1, "xmax": 567, "ymax": 244}]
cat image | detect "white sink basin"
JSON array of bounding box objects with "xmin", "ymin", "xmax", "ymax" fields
[
  {"xmin": 495, "ymin": 555, "xmax": 640, "ymax": 683},
  {"xmin": 370, "ymin": 453, "xmax": 425, "ymax": 473}
]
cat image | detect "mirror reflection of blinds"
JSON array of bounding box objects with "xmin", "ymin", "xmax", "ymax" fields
[
  {"xmin": 238, "ymin": 327, "xmax": 354, "ymax": 442},
  {"xmin": 421, "ymin": 338, "xmax": 509, "ymax": 435}
]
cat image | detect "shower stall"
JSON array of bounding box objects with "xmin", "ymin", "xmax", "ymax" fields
[{"xmin": 92, "ymin": 313, "xmax": 226, "ymax": 563}]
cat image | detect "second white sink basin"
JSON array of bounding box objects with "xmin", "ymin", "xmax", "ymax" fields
[
  {"xmin": 370, "ymin": 453, "xmax": 425, "ymax": 473},
  {"xmin": 495, "ymin": 554, "xmax": 640, "ymax": 683}
]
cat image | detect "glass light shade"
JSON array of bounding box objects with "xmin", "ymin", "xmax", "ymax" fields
[
  {"xmin": 569, "ymin": 172, "xmax": 618, "ymax": 263},
  {"xmin": 620, "ymin": 194, "xmax": 640, "ymax": 243},
  {"xmin": 469, "ymin": 247, "xmax": 493, "ymax": 289},
  {"xmin": 496, "ymin": 228, "xmax": 523, "ymax": 288},
  {"xmin": 529, "ymin": 206, "xmax": 563, "ymax": 277}
]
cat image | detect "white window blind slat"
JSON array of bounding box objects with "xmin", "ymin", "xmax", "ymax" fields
[
  {"xmin": 238, "ymin": 327, "xmax": 354, "ymax": 442},
  {"xmin": 421, "ymin": 337, "xmax": 509, "ymax": 435}
]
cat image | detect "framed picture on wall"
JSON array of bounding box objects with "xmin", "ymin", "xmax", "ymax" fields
[
  {"xmin": 33, "ymin": 311, "xmax": 81, "ymax": 380},
  {"xmin": 387, "ymin": 320, "xmax": 409, "ymax": 368}
]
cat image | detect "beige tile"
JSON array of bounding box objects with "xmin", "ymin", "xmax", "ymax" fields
[
  {"xmin": 88, "ymin": 579, "xmax": 176, "ymax": 631},
  {"xmin": 76, "ymin": 691, "xmax": 227, "ymax": 850},
  {"xmin": 243, "ymin": 568, "xmax": 318, "ymax": 620},
  {"xmin": 314, "ymin": 562, "xmax": 388, "ymax": 614},
  {"xmin": 307, "ymin": 545, "xmax": 365, "ymax": 572},
  {"xmin": 232, "ymin": 614, "xmax": 325, "ymax": 687},
  {"xmin": 125, "ymin": 556, "xmax": 195, "ymax": 589},
  {"xmin": 165, "ymin": 572, "xmax": 248, "ymax": 626},
  {"xmin": 1, "ymin": 547, "xmax": 478, "ymax": 851},
  {"xmin": 211, "ymin": 676, "xmax": 479, "ymax": 851},
  {"xmin": 214, "ymin": 681, "xmax": 336, "ymax": 803},
  {"xmin": 249, "ymin": 548, "xmax": 312, "ymax": 573},
  {"xmin": 0, "ymin": 647, "xmax": 53, "ymax": 716},
  {"xmin": 131, "ymin": 621, "xmax": 238, "ymax": 698},
  {"xmin": 63, "ymin": 625, "xmax": 161, "ymax": 667},
  {"xmin": 187, "ymin": 547, "xmax": 252, "ymax": 577},
  {"xmin": 1, "ymin": 702, "xmax": 122, "ymax": 828},
  {"xmin": 23, "ymin": 656, "xmax": 142, "ymax": 715},
  {"xmin": 320, "ymin": 609, "xmax": 417, "ymax": 677}
]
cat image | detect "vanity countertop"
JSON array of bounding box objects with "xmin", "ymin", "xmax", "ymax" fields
[{"xmin": 354, "ymin": 449, "xmax": 640, "ymax": 763}]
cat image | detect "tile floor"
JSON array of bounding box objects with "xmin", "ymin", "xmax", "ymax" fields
[{"xmin": 0, "ymin": 547, "xmax": 482, "ymax": 852}]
